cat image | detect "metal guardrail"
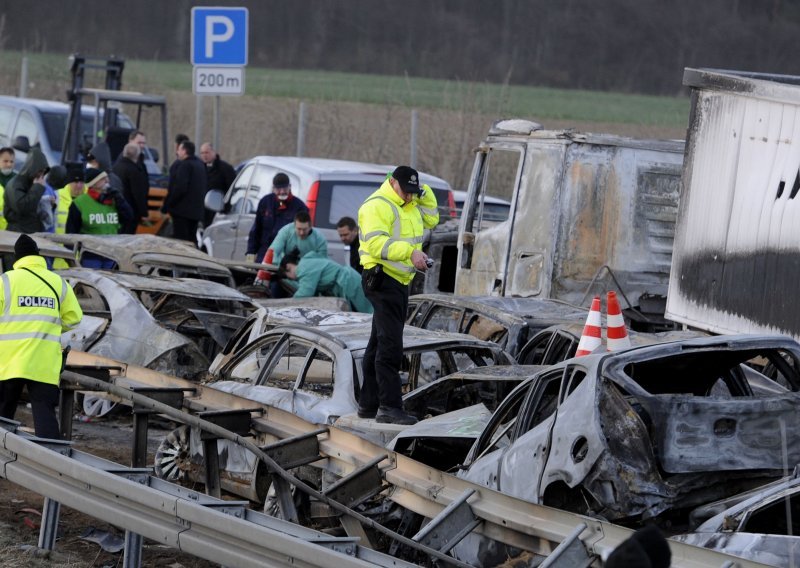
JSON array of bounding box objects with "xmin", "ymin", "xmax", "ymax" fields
[
  {"xmin": 0, "ymin": 422, "xmax": 413, "ymax": 568},
  {"xmin": 39, "ymin": 353, "xmax": 772, "ymax": 568}
]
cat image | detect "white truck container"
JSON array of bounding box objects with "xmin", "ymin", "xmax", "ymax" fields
[
  {"xmin": 455, "ymin": 119, "xmax": 685, "ymax": 327},
  {"xmin": 666, "ymin": 68, "xmax": 800, "ymax": 337}
]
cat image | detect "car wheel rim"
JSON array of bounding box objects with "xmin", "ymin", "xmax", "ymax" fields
[
  {"xmin": 82, "ymin": 395, "xmax": 117, "ymax": 417},
  {"xmin": 154, "ymin": 426, "xmax": 190, "ymax": 482}
]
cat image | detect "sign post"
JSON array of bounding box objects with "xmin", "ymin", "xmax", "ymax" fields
[{"xmin": 190, "ymin": 7, "xmax": 248, "ymax": 147}]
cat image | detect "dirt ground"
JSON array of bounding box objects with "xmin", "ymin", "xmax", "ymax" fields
[{"xmin": 0, "ymin": 403, "xmax": 219, "ymax": 568}]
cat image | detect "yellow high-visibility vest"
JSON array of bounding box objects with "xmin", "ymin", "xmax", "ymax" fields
[
  {"xmin": 0, "ymin": 255, "xmax": 83, "ymax": 385},
  {"xmin": 358, "ymin": 180, "xmax": 439, "ymax": 285}
]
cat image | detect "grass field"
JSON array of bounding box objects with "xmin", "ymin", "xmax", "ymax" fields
[{"xmin": 0, "ymin": 51, "xmax": 690, "ymax": 187}]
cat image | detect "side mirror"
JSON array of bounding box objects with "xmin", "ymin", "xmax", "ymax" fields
[
  {"xmin": 204, "ymin": 188, "xmax": 226, "ymax": 213},
  {"xmin": 13, "ymin": 135, "xmax": 31, "ymax": 153}
]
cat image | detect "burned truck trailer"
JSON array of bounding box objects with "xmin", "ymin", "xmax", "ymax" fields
[
  {"xmin": 667, "ymin": 69, "xmax": 800, "ymax": 338},
  {"xmin": 455, "ymin": 119, "xmax": 685, "ymax": 326}
]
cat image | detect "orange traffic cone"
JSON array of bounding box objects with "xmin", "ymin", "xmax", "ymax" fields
[
  {"xmin": 575, "ymin": 296, "xmax": 602, "ymax": 356},
  {"xmin": 606, "ymin": 291, "xmax": 631, "ymax": 351}
]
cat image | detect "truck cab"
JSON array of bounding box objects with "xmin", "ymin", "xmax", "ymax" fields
[{"xmin": 456, "ymin": 119, "xmax": 685, "ymax": 324}]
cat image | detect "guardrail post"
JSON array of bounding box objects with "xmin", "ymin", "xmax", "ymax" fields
[
  {"xmin": 37, "ymin": 498, "xmax": 60, "ymax": 550},
  {"xmin": 123, "ymin": 532, "xmax": 143, "ymax": 568}
]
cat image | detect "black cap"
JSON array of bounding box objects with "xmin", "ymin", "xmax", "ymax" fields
[
  {"xmin": 392, "ymin": 165, "xmax": 421, "ymax": 194},
  {"xmin": 85, "ymin": 167, "xmax": 108, "ymax": 187},
  {"xmin": 46, "ymin": 164, "xmax": 67, "ymax": 189},
  {"xmin": 273, "ymin": 173, "xmax": 290, "ymax": 189},
  {"xmin": 14, "ymin": 234, "xmax": 40, "ymax": 261}
]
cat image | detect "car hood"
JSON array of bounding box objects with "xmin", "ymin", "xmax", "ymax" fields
[{"xmin": 387, "ymin": 404, "xmax": 492, "ymax": 451}]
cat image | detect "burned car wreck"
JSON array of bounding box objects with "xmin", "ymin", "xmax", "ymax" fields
[
  {"xmin": 62, "ymin": 269, "xmax": 255, "ymax": 380},
  {"xmin": 673, "ymin": 471, "xmax": 800, "ymax": 566},
  {"xmin": 0, "ymin": 230, "xmax": 77, "ymax": 271},
  {"xmin": 391, "ymin": 336, "xmax": 800, "ymax": 527},
  {"xmin": 40, "ymin": 233, "xmax": 236, "ymax": 286},
  {"xmin": 154, "ymin": 322, "xmax": 514, "ymax": 502},
  {"xmin": 406, "ymin": 293, "xmax": 587, "ymax": 357}
]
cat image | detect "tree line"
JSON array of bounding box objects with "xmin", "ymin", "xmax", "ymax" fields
[{"xmin": 3, "ymin": 0, "xmax": 800, "ymax": 95}]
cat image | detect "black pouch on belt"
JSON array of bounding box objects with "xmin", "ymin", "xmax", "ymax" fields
[{"xmin": 364, "ymin": 265, "xmax": 384, "ymax": 291}]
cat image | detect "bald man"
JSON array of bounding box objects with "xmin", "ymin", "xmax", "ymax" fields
[{"xmin": 199, "ymin": 142, "xmax": 236, "ymax": 228}]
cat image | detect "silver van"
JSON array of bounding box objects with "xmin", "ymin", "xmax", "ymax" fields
[
  {"xmin": 0, "ymin": 95, "xmax": 159, "ymax": 174},
  {"xmin": 201, "ymin": 156, "xmax": 454, "ymax": 264}
]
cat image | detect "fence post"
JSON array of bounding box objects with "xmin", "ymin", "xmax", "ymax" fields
[
  {"xmin": 410, "ymin": 109, "xmax": 418, "ymax": 169},
  {"xmin": 195, "ymin": 95, "xmax": 203, "ymax": 146},
  {"xmin": 19, "ymin": 56, "xmax": 28, "ymax": 98},
  {"xmin": 213, "ymin": 95, "xmax": 221, "ymax": 151},
  {"xmin": 297, "ymin": 101, "xmax": 306, "ymax": 157}
]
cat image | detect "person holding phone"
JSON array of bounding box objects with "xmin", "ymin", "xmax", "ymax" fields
[{"xmin": 356, "ymin": 166, "xmax": 438, "ymax": 425}]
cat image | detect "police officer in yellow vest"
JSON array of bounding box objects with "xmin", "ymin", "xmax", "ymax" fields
[
  {"xmin": 0, "ymin": 234, "xmax": 82, "ymax": 439},
  {"xmin": 357, "ymin": 166, "xmax": 438, "ymax": 425},
  {"xmin": 56, "ymin": 163, "xmax": 86, "ymax": 235}
]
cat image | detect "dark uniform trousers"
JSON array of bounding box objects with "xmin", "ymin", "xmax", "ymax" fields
[
  {"xmin": 360, "ymin": 273, "xmax": 409, "ymax": 411},
  {"xmin": 0, "ymin": 378, "xmax": 62, "ymax": 439}
]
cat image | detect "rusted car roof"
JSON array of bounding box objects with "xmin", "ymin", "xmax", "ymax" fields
[
  {"xmin": 39, "ymin": 233, "xmax": 234, "ymax": 283},
  {"xmin": 0, "ymin": 230, "xmax": 76, "ymax": 267},
  {"xmin": 60, "ymin": 268, "xmax": 249, "ymax": 300},
  {"xmin": 408, "ymin": 293, "xmax": 587, "ymax": 356}
]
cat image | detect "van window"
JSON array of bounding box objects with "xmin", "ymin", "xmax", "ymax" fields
[
  {"xmin": 323, "ymin": 181, "xmax": 380, "ymax": 229},
  {"xmin": 0, "ymin": 105, "xmax": 13, "ymax": 145},
  {"xmin": 41, "ymin": 111, "xmax": 136, "ymax": 160},
  {"xmin": 321, "ymin": 181, "xmax": 452, "ymax": 230},
  {"xmin": 13, "ymin": 111, "xmax": 38, "ymax": 147},
  {"xmin": 227, "ymin": 164, "xmax": 255, "ymax": 213}
]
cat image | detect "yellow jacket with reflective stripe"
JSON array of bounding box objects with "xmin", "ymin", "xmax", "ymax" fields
[
  {"xmin": 0, "ymin": 255, "xmax": 83, "ymax": 385},
  {"xmin": 56, "ymin": 184, "xmax": 77, "ymax": 235},
  {"xmin": 53, "ymin": 185, "xmax": 82, "ymax": 269},
  {"xmin": 358, "ymin": 180, "xmax": 439, "ymax": 285},
  {"xmin": 0, "ymin": 182, "xmax": 6, "ymax": 230}
]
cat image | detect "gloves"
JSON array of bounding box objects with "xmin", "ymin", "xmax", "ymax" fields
[
  {"xmin": 256, "ymin": 249, "xmax": 274, "ymax": 281},
  {"xmin": 245, "ymin": 254, "xmax": 255, "ymax": 263}
]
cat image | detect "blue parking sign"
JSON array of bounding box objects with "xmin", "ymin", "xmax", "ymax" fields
[{"xmin": 191, "ymin": 7, "xmax": 248, "ymax": 66}]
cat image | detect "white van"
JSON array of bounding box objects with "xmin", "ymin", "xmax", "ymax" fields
[{"xmin": 201, "ymin": 156, "xmax": 454, "ymax": 264}]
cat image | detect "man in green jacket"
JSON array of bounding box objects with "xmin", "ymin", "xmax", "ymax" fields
[{"xmin": 279, "ymin": 252, "xmax": 373, "ymax": 313}]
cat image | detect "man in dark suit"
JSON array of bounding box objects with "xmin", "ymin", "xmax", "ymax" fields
[
  {"xmin": 162, "ymin": 141, "xmax": 207, "ymax": 243},
  {"xmin": 112, "ymin": 143, "xmax": 150, "ymax": 233},
  {"xmin": 199, "ymin": 142, "xmax": 236, "ymax": 228}
]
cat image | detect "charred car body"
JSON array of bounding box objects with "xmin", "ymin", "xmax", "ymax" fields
[
  {"xmin": 406, "ymin": 293, "xmax": 587, "ymax": 357},
  {"xmin": 388, "ymin": 336, "xmax": 800, "ymax": 528},
  {"xmin": 155, "ymin": 322, "xmax": 514, "ymax": 501},
  {"xmin": 0, "ymin": 230, "xmax": 77, "ymax": 271},
  {"xmin": 41, "ymin": 233, "xmax": 236, "ymax": 287},
  {"xmin": 673, "ymin": 471, "xmax": 800, "ymax": 566},
  {"xmin": 62, "ymin": 269, "xmax": 255, "ymax": 379}
]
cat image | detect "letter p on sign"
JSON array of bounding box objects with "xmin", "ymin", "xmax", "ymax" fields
[
  {"xmin": 206, "ymin": 16, "xmax": 234, "ymax": 58},
  {"xmin": 191, "ymin": 7, "xmax": 248, "ymax": 66}
]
